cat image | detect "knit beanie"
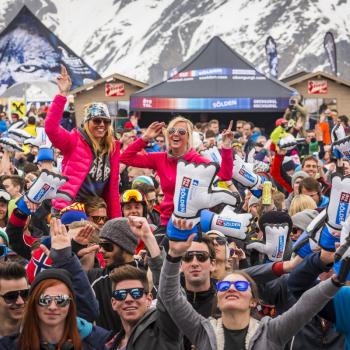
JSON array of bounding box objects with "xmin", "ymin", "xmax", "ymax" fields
[
  {"xmin": 248, "ymin": 196, "xmax": 259, "ymax": 208},
  {"xmin": 292, "ymin": 209, "xmax": 319, "ymax": 231},
  {"xmin": 291, "ymin": 171, "xmax": 309, "ymax": 187},
  {"xmin": 29, "ymin": 268, "xmax": 74, "ymax": 296},
  {"xmin": 60, "ymin": 203, "xmax": 88, "ymax": 225},
  {"xmin": 99, "ymin": 218, "xmax": 138, "ymax": 255},
  {"xmin": 258, "ymin": 211, "xmax": 293, "ymax": 234}
]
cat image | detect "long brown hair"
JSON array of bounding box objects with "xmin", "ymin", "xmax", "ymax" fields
[
  {"xmin": 18, "ymin": 279, "xmax": 82, "ymax": 350},
  {"xmin": 83, "ymin": 122, "xmax": 115, "ymax": 156}
]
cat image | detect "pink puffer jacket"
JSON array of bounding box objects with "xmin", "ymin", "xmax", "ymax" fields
[{"xmin": 45, "ymin": 95, "xmax": 121, "ymax": 218}]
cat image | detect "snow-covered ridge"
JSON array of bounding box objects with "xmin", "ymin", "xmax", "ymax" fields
[{"xmin": 0, "ymin": 0, "xmax": 349, "ymax": 84}]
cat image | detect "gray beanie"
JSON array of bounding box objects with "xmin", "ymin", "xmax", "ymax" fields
[
  {"xmin": 99, "ymin": 218, "xmax": 138, "ymax": 255},
  {"xmin": 292, "ymin": 209, "xmax": 319, "ymax": 231},
  {"xmin": 248, "ymin": 196, "xmax": 259, "ymax": 208},
  {"xmin": 291, "ymin": 171, "xmax": 309, "ymax": 187}
]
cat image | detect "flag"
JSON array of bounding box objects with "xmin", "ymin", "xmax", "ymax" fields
[
  {"xmin": 324, "ymin": 32, "xmax": 337, "ymax": 75},
  {"xmin": 265, "ymin": 36, "xmax": 278, "ymax": 79}
]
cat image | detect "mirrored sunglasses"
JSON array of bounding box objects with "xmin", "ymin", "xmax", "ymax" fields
[
  {"xmin": 92, "ymin": 118, "xmax": 111, "ymax": 126},
  {"xmin": 168, "ymin": 127, "xmax": 187, "ymax": 136},
  {"xmin": 0, "ymin": 289, "xmax": 29, "ymax": 304},
  {"xmin": 112, "ymin": 287, "xmax": 145, "ymax": 301},
  {"xmin": 182, "ymin": 251, "xmax": 210, "ymax": 263},
  {"xmin": 216, "ymin": 280, "xmax": 250, "ymax": 292},
  {"xmin": 38, "ymin": 294, "xmax": 71, "ymax": 308}
]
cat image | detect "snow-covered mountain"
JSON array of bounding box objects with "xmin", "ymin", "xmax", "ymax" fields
[{"xmin": 0, "ymin": 0, "xmax": 349, "ymax": 84}]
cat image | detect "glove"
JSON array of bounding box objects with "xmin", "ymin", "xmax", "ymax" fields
[
  {"xmin": 201, "ymin": 146, "xmax": 222, "ymax": 164},
  {"xmin": 25, "ymin": 170, "xmax": 71, "ymax": 204},
  {"xmin": 232, "ymin": 154, "xmax": 262, "ymax": 189},
  {"xmin": 172, "ymin": 160, "xmax": 238, "ymax": 224},
  {"xmin": 200, "ymin": 207, "xmax": 253, "ymax": 240},
  {"xmin": 246, "ymin": 223, "xmax": 289, "ymax": 262},
  {"xmin": 326, "ymin": 174, "xmax": 350, "ymax": 230},
  {"xmin": 0, "ymin": 137, "xmax": 23, "ymax": 152},
  {"xmin": 8, "ymin": 120, "xmax": 27, "ymax": 131},
  {"xmin": 278, "ymin": 134, "xmax": 297, "ymax": 151},
  {"xmin": 7, "ymin": 129, "xmax": 32, "ymax": 143},
  {"xmin": 331, "ymin": 123, "xmax": 347, "ymax": 143}
]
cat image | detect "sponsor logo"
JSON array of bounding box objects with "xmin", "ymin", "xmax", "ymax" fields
[
  {"xmin": 142, "ymin": 98, "xmax": 152, "ymax": 108},
  {"xmin": 336, "ymin": 192, "xmax": 350, "ymax": 224},
  {"xmin": 238, "ymin": 166, "xmax": 255, "ymax": 183},
  {"xmin": 178, "ymin": 177, "xmax": 192, "ymax": 213},
  {"xmin": 216, "ymin": 217, "xmax": 241, "ymax": 230},
  {"xmin": 212, "ymin": 99, "xmax": 237, "ymax": 109},
  {"xmin": 273, "ymin": 235, "xmax": 285, "ymax": 259},
  {"xmin": 32, "ymin": 183, "xmax": 51, "ymax": 202},
  {"xmin": 192, "ymin": 179, "xmax": 199, "ymax": 186}
]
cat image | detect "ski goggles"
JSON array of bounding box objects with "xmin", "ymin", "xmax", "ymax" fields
[
  {"xmin": 182, "ymin": 251, "xmax": 210, "ymax": 263},
  {"xmin": 0, "ymin": 289, "xmax": 29, "ymax": 304},
  {"xmin": 121, "ymin": 189, "xmax": 144, "ymax": 203},
  {"xmin": 168, "ymin": 127, "xmax": 187, "ymax": 136},
  {"xmin": 112, "ymin": 288, "xmax": 145, "ymax": 301},
  {"xmin": 38, "ymin": 294, "xmax": 71, "ymax": 308},
  {"xmin": 216, "ymin": 280, "xmax": 250, "ymax": 293}
]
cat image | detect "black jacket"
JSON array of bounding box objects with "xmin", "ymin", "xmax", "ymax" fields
[{"xmin": 111, "ymin": 301, "xmax": 182, "ymax": 350}]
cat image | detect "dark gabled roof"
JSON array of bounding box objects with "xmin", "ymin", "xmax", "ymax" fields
[{"xmin": 130, "ymin": 36, "xmax": 295, "ymax": 112}]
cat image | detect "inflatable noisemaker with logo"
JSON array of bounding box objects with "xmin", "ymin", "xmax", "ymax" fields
[
  {"xmin": 246, "ymin": 211, "xmax": 292, "ymax": 262},
  {"xmin": 16, "ymin": 170, "xmax": 71, "ymax": 216},
  {"xmin": 167, "ymin": 160, "xmax": 238, "ymax": 241},
  {"xmin": 332, "ymin": 123, "xmax": 350, "ymax": 160},
  {"xmin": 313, "ymin": 174, "xmax": 350, "ymax": 251}
]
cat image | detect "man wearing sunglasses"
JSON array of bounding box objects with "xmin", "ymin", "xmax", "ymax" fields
[{"xmin": 0, "ymin": 262, "xmax": 29, "ymax": 337}]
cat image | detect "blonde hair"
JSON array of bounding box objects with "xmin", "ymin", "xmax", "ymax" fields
[
  {"xmin": 165, "ymin": 116, "xmax": 193, "ymax": 151},
  {"xmin": 83, "ymin": 122, "xmax": 114, "ymax": 156},
  {"xmin": 289, "ymin": 194, "xmax": 317, "ymax": 216}
]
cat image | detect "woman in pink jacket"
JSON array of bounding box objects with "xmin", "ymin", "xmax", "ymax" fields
[
  {"xmin": 120, "ymin": 116, "xmax": 234, "ymax": 232},
  {"xmin": 45, "ymin": 66, "xmax": 121, "ymax": 218}
]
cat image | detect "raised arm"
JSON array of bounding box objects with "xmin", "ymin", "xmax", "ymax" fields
[
  {"xmin": 44, "ymin": 66, "xmax": 75, "ymax": 154},
  {"xmin": 119, "ymin": 121, "xmax": 164, "ymax": 169}
]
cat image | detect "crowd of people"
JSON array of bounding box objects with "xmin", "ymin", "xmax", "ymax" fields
[{"xmin": 0, "ymin": 65, "xmax": 348, "ymax": 349}]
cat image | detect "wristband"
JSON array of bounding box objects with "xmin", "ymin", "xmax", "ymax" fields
[{"xmin": 166, "ymin": 254, "xmax": 182, "ymax": 263}]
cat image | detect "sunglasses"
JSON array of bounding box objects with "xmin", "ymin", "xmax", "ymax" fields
[
  {"xmin": 182, "ymin": 251, "xmax": 210, "ymax": 263},
  {"xmin": 147, "ymin": 199, "xmax": 156, "ymax": 205},
  {"xmin": 0, "ymin": 289, "xmax": 29, "ymax": 304},
  {"xmin": 216, "ymin": 280, "xmax": 250, "ymax": 292},
  {"xmin": 38, "ymin": 294, "xmax": 71, "ymax": 308},
  {"xmin": 209, "ymin": 236, "xmax": 227, "ymax": 246},
  {"xmin": 91, "ymin": 215, "xmax": 108, "ymax": 224},
  {"xmin": 92, "ymin": 118, "xmax": 111, "ymax": 126},
  {"xmin": 99, "ymin": 241, "xmax": 114, "ymax": 252},
  {"xmin": 122, "ymin": 189, "xmax": 144, "ymax": 203},
  {"xmin": 112, "ymin": 288, "xmax": 145, "ymax": 301},
  {"xmin": 168, "ymin": 127, "xmax": 187, "ymax": 136}
]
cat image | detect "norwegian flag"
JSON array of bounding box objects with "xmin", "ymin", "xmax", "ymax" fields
[{"xmin": 26, "ymin": 247, "xmax": 53, "ymax": 283}]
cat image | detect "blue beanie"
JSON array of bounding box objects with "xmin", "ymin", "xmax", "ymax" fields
[{"xmin": 60, "ymin": 203, "xmax": 88, "ymax": 225}]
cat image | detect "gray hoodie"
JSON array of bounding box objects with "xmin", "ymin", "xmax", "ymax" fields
[{"xmin": 158, "ymin": 258, "xmax": 340, "ymax": 350}]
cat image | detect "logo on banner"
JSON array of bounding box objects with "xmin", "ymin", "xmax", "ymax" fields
[
  {"xmin": 216, "ymin": 217, "xmax": 241, "ymax": 229},
  {"xmin": 308, "ymin": 80, "xmax": 328, "ymax": 94},
  {"xmin": 336, "ymin": 192, "xmax": 350, "ymax": 224},
  {"xmin": 178, "ymin": 177, "xmax": 191, "ymax": 213},
  {"xmin": 142, "ymin": 98, "xmax": 152, "ymax": 108},
  {"xmin": 32, "ymin": 183, "xmax": 51, "ymax": 202},
  {"xmin": 105, "ymin": 83, "xmax": 125, "ymax": 97}
]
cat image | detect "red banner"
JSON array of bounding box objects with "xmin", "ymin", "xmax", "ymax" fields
[
  {"xmin": 105, "ymin": 83, "xmax": 125, "ymax": 97},
  {"xmin": 308, "ymin": 80, "xmax": 328, "ymax": 94}
]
